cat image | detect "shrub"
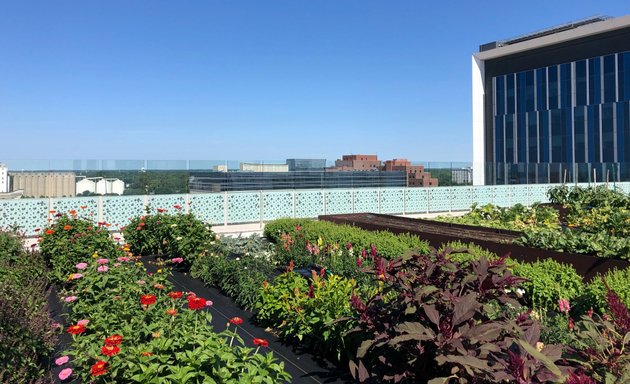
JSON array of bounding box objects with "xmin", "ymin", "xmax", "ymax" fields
[
  {"xmin": 438, "ymin": 241, "xmax": 501, "ymax": 265},
  {"xmin": 256, "ymin": 269, "xmax": 365, "ymax": 360},
  {"xmin": 39, "ymin": 212, "xmax": 123, "ymax": 283},
  {"xmin": 347, "ymin": 249, "xmax": 568, "ymax": 383},
  {"xmin": 0, "ymin": 231, "xmax": 56, "ymax": 383},
  {"xmin": 581, "ymin": 267, "xmax": 630, "ymax": 314},
  {"xmin": 510, "ymin": 259, "xmax": 584, "ymax": 314},
  {"xmin": 123, "ymin": 206, "xmax": 216, "ymax": 269},
  {"xmin": 264, "ymin": 218, "xmax": 428, "ymax": 259}
]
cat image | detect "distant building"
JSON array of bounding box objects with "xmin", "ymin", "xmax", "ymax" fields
[
  {"xmin": 0, "ymin": 163, "xmax": 8, "ymax": 193},
  {"xmin": 213, "ymin": 165, "xmax": 228, "ymax": 172},
  {"xmin": 452, "ymin": 168, "xmax": 473, "ymax": 185},
  {"xmin": 240, "ymin": 163, "xmax": 289, "ymax": 172},
  {"xmin": 334, "ymin": 154, "xmax": 382, "ymax": 171},
  {"xmin": 77, "ymin": 177, "xmax": 125, "ymax": 195},
  {"xmin": 286, "ymin": 159, "xmax": 327, "ymax": 171},
  {"xmin": 383, "ymin": 159, "xmax": 439, "ymax": 187},
  {"xmin": 10, "ymin": 172, "xmax": 76, "ymax": 197}
]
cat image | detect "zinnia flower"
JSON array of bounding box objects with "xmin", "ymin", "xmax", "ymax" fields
[
  {"xmin": 58, "ymin": 368, "xmax": 72, "ymax": 381},
  {"xmin": 105, "ymin": 334, "xmax": 123, "ymax": 346},
  {"xmin": 96, "ymin": 258, "xmax": 109, "ymax": 265},
  {"xmin": 68, "ymin": 273, "xmax": 83, "ymax": 280},
  {"xmin": 253, "ymin": 338, "xmax": 269, "ymax": 347},
  {"xmin": 173, "ymin": 204, "xmax": 182, "ymax": 209},
  {"xmin": 168, "ymin": 291, "xmax": 183, "ymax": 299},
  {"xmin": 67, "ymin": 324, "xmax": 86, "ymax": 335},
  {"xmin": 166, "ymin": 308, "xmax": 177, "ymax": 316},
  {"xmin": 117, "ymin": 256, "xmax": 130, "ymax": 262},
  {"xmin": 45, "ymin": 229, "xmax": 55, "ymax": 235},
  {"xmin": 140, "ymin": 351, "xmax": 153, "ymax": 357},
  {"xmin": 77, "ymin": 319, "xmax": 89, "ymax": 326},
  {"xmin": 170, "ymin": 257, "xmax": 184, "ymax": 264},
  {"xmin": 64, "ymin": 296, "xmax": 78, "ymax": 303},
  {"xmin": 140, "ymin": 294, "xmax": 157, "ymax": 306},
  {"xmin": 157, "ymin": 208, "xmax": 166, "ymax": 213},
  {"xmin": 188, "ymin": 296, "xmax": 206, "ymax": 310},
  {"xmin": 97, "ymin": 265, "xmax": 108, "ymax": 273},
  {"xmin": 91, "ymin": 360, "xmax": 108, "ymax": 376},
  {"xmin": 75, "ymin": 262, "xmax": 88, "ymax": 270},
  {"xmin": 55, "ymin": 356, "xmax": 69, "ymax": 366},
  {"xmin": 101, "ymin": 344, "xmax": 120, "ymax": 356},
  {"xmin": 63, "ymin": 225, "xmax": 72, "ymax": 230},
  {"xmin": 229, "ymin": 317, "xmax": 243, "ymax": 325}
]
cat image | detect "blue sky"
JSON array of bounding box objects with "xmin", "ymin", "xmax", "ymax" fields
[{"xmin": 1, "ymin": 1, "xmax": 629, "ymax": 165}]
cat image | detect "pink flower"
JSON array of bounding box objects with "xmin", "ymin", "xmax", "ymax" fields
[
  {"xmin": 558, "ymin": 298, "xmax": 571, "ymax": 314},
  {"xmin": 69, "ymin": 273, "xmax": 83, "ymax": 280},
  {"xmin": 55, "ymin": 355, "xmax": 69, "ymax": 366},
  {"xmin": 75, "ymin": 262, "xmax": 88, "ymax": 270},
  {"xmin": 77, "ymin": 319, "xmax": 89, "ymax": 326},
  {"xmin": 206, "ymin": 300, "xmax": 213, "ymax": 307},
  {"xmin": 170, "ymin": 257, "xmax": 184, "ymax": 264},
  {"xmin": 58, "ymin": 368, "xmax": 72, "ymax": 381},
  {"xmin": 96, "ymin": 258, "xmax": 109, "ymax": 265},
  {"xmin": 117, "ymin": 256, "xmax": 130, "ymax": 262},
  {"xmin": 114, "ymin": 262, "xmax": 121, "ymax": 267},
  {"xmin": 97, "ymin": 265, "xmax": 109, "ymax": 273},
  {"xmin": 64, "ymin": 296, "xmax": 78, "ymax": 303}
]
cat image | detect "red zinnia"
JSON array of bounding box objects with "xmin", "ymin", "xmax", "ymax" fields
[
  {"xmin": 45, "ymin": 229, "xmax": 55, "ymax": 235},
  {"xmin": 140, "ymin": 294, "xmax": 157, "ymax": 306},
  {"xmin": 157, "ymin": 208, "xmax": 166, "ymax": 213},
  {"xmin": 253, "ymin": 338, "xmax": 269, "ymax": 347},
  {"xmin": 105, "ymin": 334, "xmax": 123, "ymax": 346},
  {"xmin": 188, "ymin": 296, "xmax": 206, "ymax": 310},
  {"xmin": 67, "ymin": 324, "xmax": 86, "ymax": 335},
  {"xmin": 168, "ymin": 291, "xmax": 183, "ymax": 299},
  {"xmin": 63, "ymin": 225, "xmax": 72, "ymax": 230},
  {"xmin": 166, "ymin": 308, "xmax": 178, "ymax": 316},
  {"xmin": 101, "ymin": 344, "xmax": 120, "ymax": 356},
  {"xmin": 229, "ymin": 317, "xmax": 243, "ymax": 325},
  {"xmin": 91, "ymin": 360, "xmax": 108, "ymax": 376}
]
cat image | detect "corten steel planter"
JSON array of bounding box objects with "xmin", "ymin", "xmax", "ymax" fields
[{"xmin": 319, "ymin": 213, "xmax": 629, "ymax": 281}]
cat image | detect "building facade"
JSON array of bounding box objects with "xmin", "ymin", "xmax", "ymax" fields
[
  {"xmin": 334, "ymin": 155, "xmax": 382, "ymax": 171},
  {"xmin": 239, "ymin": 163, "xmax": 289, "ymax": 172},
  {"xmin": 382, "ymin": 159, "xmax": 439, "ymax": 187},
  {"xmin": 10, "ymin": 172, "xmax": 76, "ymax": 197},
  {"xmin": 473, "ymin": 15, "xmax": 630, "ymax": 185},
  {"xmin": 286, "ymin": 159, "xmax": 327, "ymax": 171},
  {"xmin": 0, "ymin": 163, "xmax": 8, "ymax": 193}
]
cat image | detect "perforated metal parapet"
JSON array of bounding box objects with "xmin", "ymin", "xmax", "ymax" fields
[
  {"xmin": 353, "ymin": 189, "xmax": 380, "ymax": 213},
  {"xmin": 405, "ymin": 188, "xmax": 429, "ymax": 213},
  {"xmin": 263, "ymin": 191, "xmax": 293, "ymax": 221},
  {"xmin": 102, "ymin": 195, "xmax": 145, "ymax": 230},
  {"xmin": 0, "ymin": 198, "xmax": 48, "ymax": 234},
  {"xmin": 324, "ymin": 189, "xmax": 353, "ymax": 215},
  {"xmin": 189, "ymin": 193, "xmax": 224, "ymax": 225},
  {"xmin": 227, "ymin": 192, "xmax": 260, "ymax": 224},
  {"xmin": 294, "ymin": 190, "xmax": 324, "ymax": 218}
]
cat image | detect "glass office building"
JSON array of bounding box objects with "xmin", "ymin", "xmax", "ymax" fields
[{"xmin": 473, "ymin": 15, "xmax": 630, "ymax": 185}]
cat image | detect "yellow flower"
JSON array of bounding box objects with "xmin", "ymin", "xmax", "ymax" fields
[
  {"xmin": 157, "ymin": 269, "xmax": 163, "ymax": 273},
  {"xmin": 92, "ymin": 252, "xmax": 99, "ymax": 259}
]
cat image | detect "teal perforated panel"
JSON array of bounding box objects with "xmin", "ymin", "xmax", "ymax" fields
[
  {"xmin": 353, "ymin": 189, "xmax": 379, "ymax": 213},
  {"xmin": 428, "ymin": 188, "xmax": 451, "ymax": 212},
  {"xmin": 527, "ymin": 185, "xmax": 550, "ymax": 204},
  {"xmin": 227, "ymin": 192, "xmax": 260, "ymax": 224},
  {"xmin": 0, "ymin": 199, "xmax": 48, "ymax": 235},
  {"xmin": 52, "ymin": 197, "xmax": 99, "ymax": 222},
  {"xmin": 493, "ymin": 186, "xmax": 512, "ymax": 207},
  {"xmin": 405, "ymin": 189, "xmax": 428, "ymax": 213},
  {"xmin": 380, "ymin": 188, "xmax": 405, "ymax": 214},
  {"xmin": 102, "ymin": 195, "xmax": 145, "ymax": 229},
  {"xmin": 325, "ymin": 189, "xmax": 353, "ymax": 215},
  {"xmin": 262, "ymin": 191, "xmax": 294, "ymax": 221},
  {"xmin": 450, "ymin": 186, "xmax": 474, "ymax": 211},
  {"xmin": 294, "ymin": 190, "xmax": 323, "ymax": 218},
  {"xmin": 511, "ymin": 186, "xmax": 529, "ymax": 206},
  {"xmin": 471, "ymin": 186, "xmax": 494, "ymax": 206},
  {"xmin": 189, "ymin": 193, "xmax": 224, "ymax": 225},
  {"xmin": 147, "ymin": 195, "xmax": 187, "ymax": 214}
]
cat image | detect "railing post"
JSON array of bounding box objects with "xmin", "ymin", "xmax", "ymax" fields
[{"xmin": 97, "ymin": 195, "xmax": 103, "ymax": 224}]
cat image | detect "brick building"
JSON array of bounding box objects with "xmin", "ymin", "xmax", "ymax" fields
[
  {"xmin": 334, "ymin": 154, "xmax": 382, "ymax": 171},
  {"xmin": 383, "ymin": 159, "xmax": 438, "ymax": 187}
]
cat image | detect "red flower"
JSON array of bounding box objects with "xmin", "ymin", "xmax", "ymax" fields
[
  {"xmin": 105, "ymin": 334, "xmax": 123, "ymax": 346},
  {"xmin": 91, "ymin": 360, "xmax": 108, "ymax": 376},
  {"xmin": 157, "ymin": 208, "xmax": 166, "ymax": 213},
  {"xmin": 63, "ymin": 225, "xmax": 72, "ymax": 230},
  {"xmin": 188, "ymin": 296, "xmax": 206, "ymax": 310},
  {"xmin": 168, "ymin": 291, "xmax": 183, "ymax": 299},
  {"xmin": 45, "ymin": 229, "xmax": 55, "ymax": 235},
  {"xmin": 229, "ymin": 317, "xmax": 243, "ymax": 325},
  {"xmin": 253, "ymin": 338, "xmax": 269, "ymax": 347},
  {"xmin": 287, "ymin": 260, "xmax": 294, "ymax": 272},
  {"xmin": 173, "ymin": 204, "xmax": 182, "ymax": 210},
  {"xmin": 140, "ymin": 294, "xmax": 157, "ymax": 306},
  {"xmin": 166, "ymin": 308, "xmax": 177, "ymax": 316},
  {"xmin": 101, "ymin": 344, "xmax": 120, "ymax": 356},
  {"xmin": 140, "ymin": 351, "xmax": 153, "ymax": 357},
  {"xmin": 67, "ymin": 324, "xmax": 86, "ymax": 335}
]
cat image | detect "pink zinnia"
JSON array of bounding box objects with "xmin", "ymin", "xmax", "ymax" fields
[
  {"xmin": 77, "ymin": 319, "xmax": 89, "ymax": 326},
  {"xmin": 206, "ymin": 300, "xmax": 214, "ymax": 307},
  {"xmin": 64, "ymin": 296, "xmax": 78, "ymax": 303},
  {"xmin": 55, "ymin": 355, "xmax": 69, "ymax": 366},
  {"xmin": 558, "ymin": 298, "xmax": 571, "ymax": 314},
  {"xmin": 171, "ymin": 257, "xmax": 184, "ymax": 264},
  {"xmin": 97, "ymin": 265, "xmax": 109, "ymax": 273},
  {"xmin": 117, "ymin": 256, "xmax": 130, "ymax": 262},
  {"xmin": 75, "ymin": 262, "xmax": 88, "ymax": 270},
  {"xmin": 69, "ymin": 273, "xmax": 83, "ymax": 280},
  {"xmin": 96, "ymin": 258, "xmax": 109, "ymax": 265},
  {"xmin": 58, "ymin": 368, "xmax": 72, "ymax": 381}
]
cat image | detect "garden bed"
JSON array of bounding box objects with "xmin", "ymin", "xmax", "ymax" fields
[{"xmin": 319, "ymin": 213, "xmax": 630, "ymax": 280}]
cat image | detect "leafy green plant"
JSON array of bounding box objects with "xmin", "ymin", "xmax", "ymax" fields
[
  {"xmin": 264, "ymin": 218, "xmax": 428, "ymax": 259},
  {"xmin": 435, "ymin": 203, "xmax": 560, "ymax": 231},
  {"xmin": 510, "ymin": 259, "xmax": 584, "ymax": 315},
  {"xmin": 346, "ymin": 249, "xmax": 568, "ymax": 383},
  {"xmin": 581, "ymin": 267, "xmax": 630, "ymax": 314},
  {"xmin": 123, "ymin": 206, "xmax": 216, "ymax": 268},
  {"xmin": 0, "ymin": 230, "xmax": 57, "ymax": 383},
  {"xmin": 256, "ymin": 269, "xmax": 364, "ymax": 360},
  {"xmin": 39, "ymin": 212, "xmax": 124, "ymax": 283}
]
